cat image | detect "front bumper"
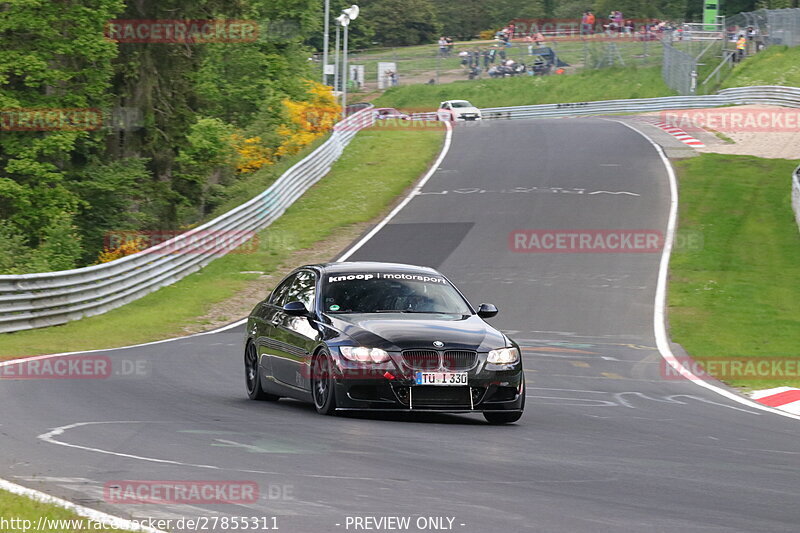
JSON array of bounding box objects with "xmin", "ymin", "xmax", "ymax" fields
[{"xmin": 330, "ymin": 351, "xmax": 523, "ymax": 413}]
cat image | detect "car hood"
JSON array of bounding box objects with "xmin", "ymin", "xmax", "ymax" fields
[
  {"xmin": 454, "ymin": 107, "xmax": 481, "ymax": 115},
  {"xmin": 325, "ymin": 313, "xmax": 508, "ymax": 352}
]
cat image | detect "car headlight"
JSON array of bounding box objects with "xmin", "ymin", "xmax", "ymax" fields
[
  {"xmin": 339, "ymin": 346, "xmax": 391, "ymax": 364},
  {"xmin": 487, "ymin": 347, "xmax": 520, "ymax": 364}
]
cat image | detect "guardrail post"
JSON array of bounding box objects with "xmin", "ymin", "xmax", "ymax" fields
[{"xmin": 793, "ymin": 166, "xmax": 800, "ymax": 233}]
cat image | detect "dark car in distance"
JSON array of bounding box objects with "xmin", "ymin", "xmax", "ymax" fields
[{"xmin": 244, "ymin": 262, "xmax": 524, "ymax": 424}]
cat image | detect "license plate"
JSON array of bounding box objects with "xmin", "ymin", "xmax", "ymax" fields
[{"xmin": 415, "ymin": 372, "xmax": 468, "ymax": 386}]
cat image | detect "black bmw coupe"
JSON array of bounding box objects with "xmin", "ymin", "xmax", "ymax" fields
[{"xmin": 244, "ymin": 262, "xmax": 524, "ymax": 424}]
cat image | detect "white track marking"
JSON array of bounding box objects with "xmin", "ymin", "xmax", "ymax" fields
[
  {"xmin": 37, "ymin": 421, "xmax": 221, "ymax": 469},
  {"xmin": 336, "ymin": 122, "xmax": 453, "ymax": 262},
  {"xmin": 0, "ymin": 477, "xmax": 166, "ymax": 533},
  {"xmin": 35, "ymin": 422, "xmax": 412, "ymax": 482},
  {"xmin": 0, "ymin": 318, "xmax": 246, "ymax": 368},
  {"xmin": 610, "ymin": 119, "xmax": 800, "ymax": 422}
]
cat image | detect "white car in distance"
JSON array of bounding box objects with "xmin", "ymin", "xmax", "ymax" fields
[{"xmin": 437, "ymin": 100, "xmax": 482, "ymax": 122}]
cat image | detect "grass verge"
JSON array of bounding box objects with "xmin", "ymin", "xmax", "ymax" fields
[
  {"xmin": 0, "ymin": 489, "xmax": 139, "ymax": 533},
  {"xmin": 669, "ymin": 154, "xmax": 800, "ymax": 390},
  {"xmin": 0, "ymin": 127, "xmax": 445, "ymax": 358},
  {"xmin": 374, "ymin": 66, "xmax": 674, "ymax": 109}
]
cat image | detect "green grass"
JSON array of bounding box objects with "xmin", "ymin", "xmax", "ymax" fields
[
  {"xmin": 374, "ymin": 65, "xmax": 674, "ymax": 109},
  {"xmin": 669, "ymin": 154, "xmax": 800, "ymax": 390},
  {"xmin": 721, "ymin": 45, "xmax": 800, "ymax": 89},
  {"xmin": 0, "ymin": 128, "xmax": 445, "ymax": 357},
  {"xmin": 0, "ymin": 489, "xmax": 139, "ymax": 532}
]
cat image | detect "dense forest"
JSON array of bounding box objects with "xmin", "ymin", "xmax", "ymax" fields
[{"xmin": 0, "ymin": 0, "xmax": 795, "ymax": 273}]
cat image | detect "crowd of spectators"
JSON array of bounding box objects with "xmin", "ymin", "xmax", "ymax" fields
[
  {"xmin": 488, "ymin": 11, "xmax": 678, "ymax": 42},
  {"xmin": 431, "ymin": 11, "xmax": 687, "ymax": 81}
]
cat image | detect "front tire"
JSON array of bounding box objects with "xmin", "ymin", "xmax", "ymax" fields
[
  {"xmin": 245, "ymin": 341, "xmax": 279, "ymax": 401},
  {"xmin": 312, "ymin": 348, "xmax": 337, "ymax": 416}
]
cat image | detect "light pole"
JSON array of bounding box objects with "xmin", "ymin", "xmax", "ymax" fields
[
  {"xmin": 322, "ymin": 0, "xmax": 331, "ymax": 84},
  {"xmin": 339, "ymin": 5, "xmax": 359, "ymax": 118},
  {"xmin": 333, "ymin": 19, "xmax": 342, "ymax": 95}
]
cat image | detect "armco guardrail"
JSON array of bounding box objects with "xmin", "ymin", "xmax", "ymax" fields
[
  {"xmin": 479, "ymin": 86, "xmax": 800, "ymax": 120},
  {"xmin": 0, "ymin": 107, "xmax": 375, "ymax": 333},
  {"xmin": 793, "ymin": 166, "xmax": 800, "ymax": 233}
]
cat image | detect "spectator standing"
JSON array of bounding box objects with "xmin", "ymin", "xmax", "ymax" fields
[
  {"xmin": 581, "ymin": 11, "xmax": 595, "ymax": 36},
  {"xmin": 498, "ymin": 27, "xmax": 511, "ymax": 44},
  {"xmin": 606, "ymin": 12, "xmax": 617, "ymax": 35},
  {"xmin": 459, "ymin": 49, "xmax": 469, "ymax": 68},
  {"xmin": 735, "ymin": 34, "xmax": 747, "ymax": 62},
  {"xmin": 483, "ymin": 49, "xmax": 491, "ymax": 69},
  {"xmin": 446, "ymin": 36, "xmax": 455, "ymax": 55},
  {"xmin": 614, "ymin": 11, "xmax": 624, "ymax": 33},
  {"xmin": 438, "ymin": 37, "xmax": 448, "ymax": 57},
  {"xmin": 624, "ymin": 19, "xmax": 634, "ymax": 35}
]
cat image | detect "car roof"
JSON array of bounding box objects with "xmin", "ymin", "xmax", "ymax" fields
[
  {"xmin": 443, "ymin": 100, "xmax": 471, "ymax": 104},
  {"xmin": 307, "ymin": 261, "xmax": 442, "ymax": 277}
]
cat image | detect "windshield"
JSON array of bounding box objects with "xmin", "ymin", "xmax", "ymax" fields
[
  {"xmin": 322, "ymin": 272, "xmax": 472, "ymax": 314},
  {"xmin": 450, "ymin": 101, "xmax": 473, "ymax": 108}
]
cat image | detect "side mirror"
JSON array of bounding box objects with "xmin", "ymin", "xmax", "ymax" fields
[
  {"xmin": 283, "ymin": 301, "xmax": 309, "ymax": 317},
  {"xmin": 477, "ymin": 303, "xmax": 498, "ymax": 318}
]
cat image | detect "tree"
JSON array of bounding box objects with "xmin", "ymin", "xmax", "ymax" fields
[
  {"xmin": 431, "ymin": 0, "xmax": 487, "ymax": 39},
  {"xmin": 360, "ymin": 0, "xmax": 442, "ymax": 46},
  {"xmin": 0, "ymin": 0, "xmax": 125, "ymax": 272}
]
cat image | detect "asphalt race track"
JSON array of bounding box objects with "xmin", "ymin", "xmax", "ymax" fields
[{"xmin": 2, "ymin": 118, "xmax": 799, "ymax": 532}]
